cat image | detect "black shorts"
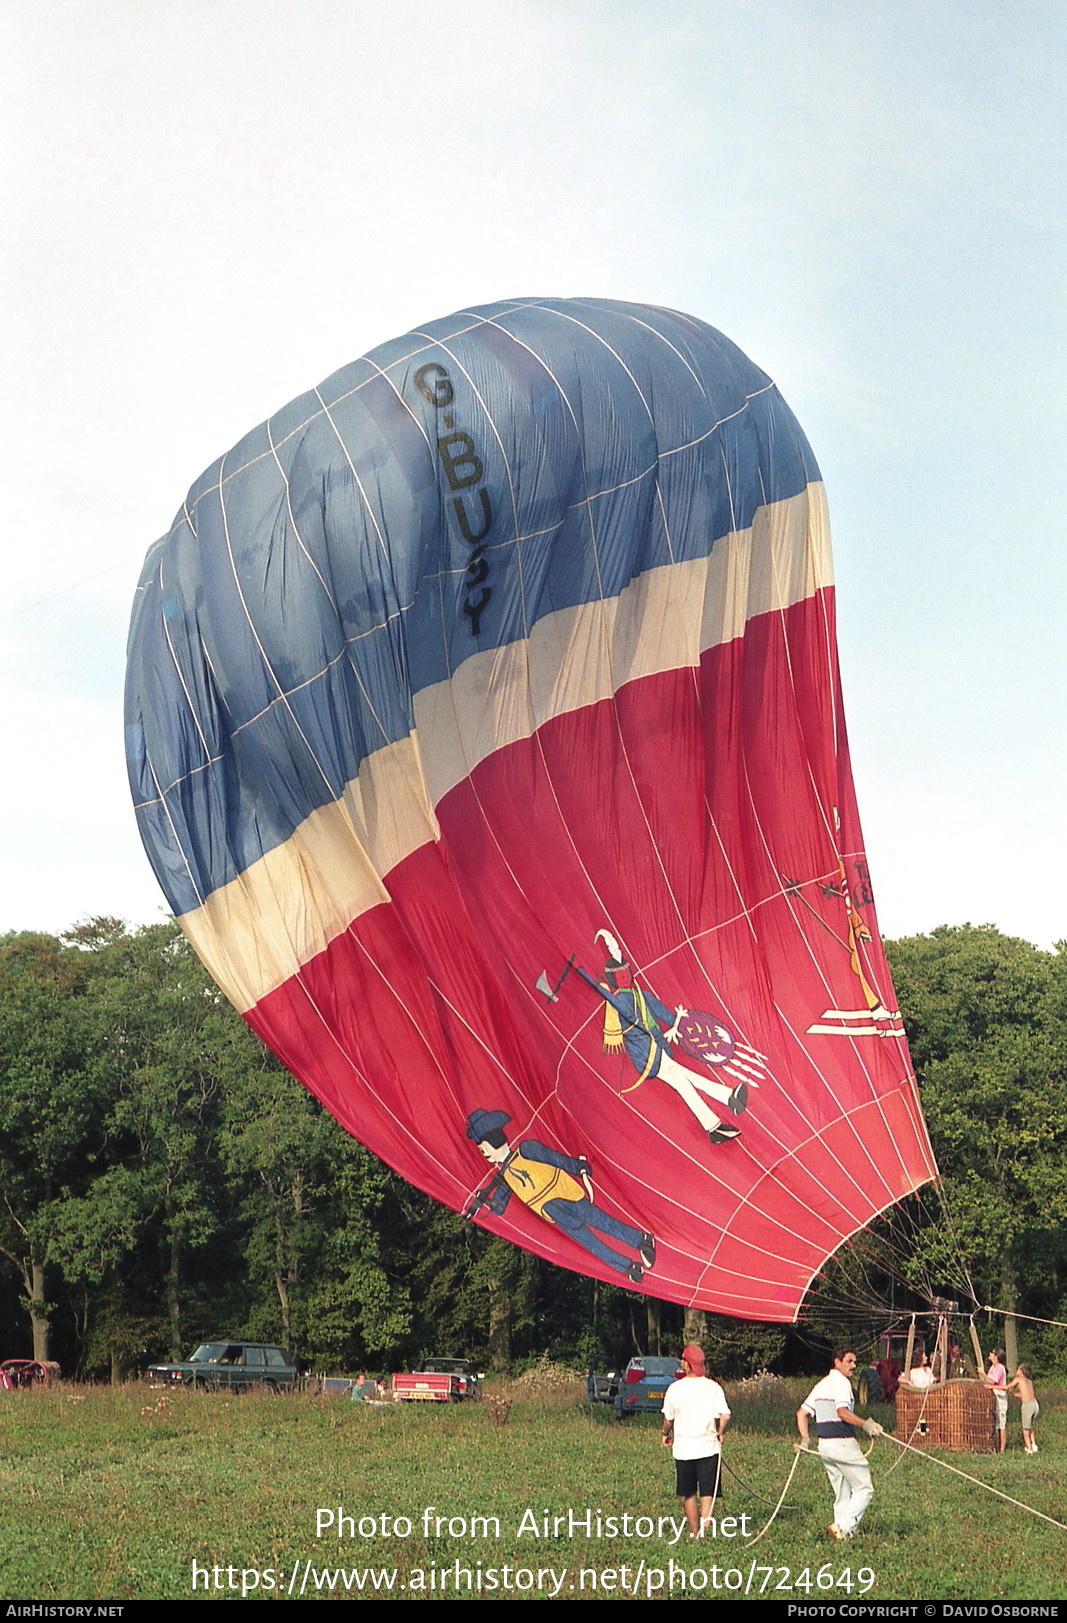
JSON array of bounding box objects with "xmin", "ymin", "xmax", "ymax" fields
[{"xmin": 675, "ymin": 1454, "xmax": 721, "ymax": 1498}]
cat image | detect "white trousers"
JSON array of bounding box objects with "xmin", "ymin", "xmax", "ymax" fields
[
  {"xmin": 818, "ymin": 1437, "xmax": 872, "ymax": 1534},
  {"xmin": 656, "ymin": 1051, "xmax": 734, "ymax": 1131}
]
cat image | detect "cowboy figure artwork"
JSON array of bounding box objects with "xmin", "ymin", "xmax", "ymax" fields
[{"xmin": 464, "ymin": 1108, "xmax": 655, "ymax": 1284}]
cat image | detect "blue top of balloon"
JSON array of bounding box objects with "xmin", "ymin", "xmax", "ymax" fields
[{"xmin": 126, "ymin": 297, "xmax": 819, "ymax": 918}]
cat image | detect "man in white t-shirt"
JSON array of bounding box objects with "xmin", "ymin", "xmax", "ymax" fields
[
  {"xmin": 661, "ymin": 1344, "xmax": 731, "ymax": 1537},
  {"xmin": 796, "ymin": 1348, "xmax": 883, "ymax": 1540}
]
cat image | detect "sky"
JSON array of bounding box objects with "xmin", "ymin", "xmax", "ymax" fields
[{"xmin": 3, "ymin": 0, "xmax": 1064, "ymax": 950}]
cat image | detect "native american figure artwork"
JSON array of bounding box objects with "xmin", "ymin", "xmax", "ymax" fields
[
  {"xmin": 788, "ymin": 840, "xmax": 906, "ymax": 1039},
  {"xmin": 554, "ymin": 930, "xmax": 767, "ymax": 1148}
]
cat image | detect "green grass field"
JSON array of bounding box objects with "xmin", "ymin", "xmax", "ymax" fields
[{"xmin": 1, "ymin": 1377, "xmax": 1063, "ymax": 1602}]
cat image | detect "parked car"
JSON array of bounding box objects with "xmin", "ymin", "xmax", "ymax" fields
[
  {"xmin": 0, "ymin": 1359, "xmax": 58, "ymax": 1390},
  {"xmin": 586, "ymin": 1360, "xmax": 620, "ymax": 1405},
  {"xmin": 144, "ymin": 1341, "xmax": 300, "ymax": 1392},
  {"xmin": 613, "ymin": 1355, "xmax": 683, "ymax": 1418},
  {"xmin": 392, "ymin": 1357, "xmax": 483, "ymax": 1401}
]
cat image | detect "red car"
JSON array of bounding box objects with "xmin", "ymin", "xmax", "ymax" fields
[{"xmin": 0, "ymin": 1359, "xmax": 58, "ymax": 1389}]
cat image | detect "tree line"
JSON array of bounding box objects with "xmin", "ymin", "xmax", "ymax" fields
[{"xmin": 1, "ymin": 918, "xmax": 1064, "ymax": 1379}]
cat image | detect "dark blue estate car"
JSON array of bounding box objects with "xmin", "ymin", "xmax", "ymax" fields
[{"xmin": 145, "ymin": 1341, "xmax": 300, "ymax": 1392}]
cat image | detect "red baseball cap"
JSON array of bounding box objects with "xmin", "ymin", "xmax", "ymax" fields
[{"xmin": 681, "ymin": 1344, "xmax": 705, "ymax": 1373}]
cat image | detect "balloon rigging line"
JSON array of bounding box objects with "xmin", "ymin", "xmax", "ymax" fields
[
  {"xmin": 872, "ymin": 1433, "xmax": 1067, "ymax": 1532},
  {"xmin": 927, "ymin": 1178, "xmax": 983, "ymax": 1309},
  {"xmin": 786, "ymin": 1433, "xmax": 1067, "ymax": 1533},
  {"xmin": 157, "ymin": 546, "xmax": 216, "ymax": 765},
  {"xmin": 844, "ymin": 1246, "xmax": 907, "ymax": 1311},
  {"xmin": 804, "ymin": 1175, "xmax": 989, "ymax": 1330},
  {"xmin": 739, "ymin": 1446, "xmax": 805, "ymax": 1547},
  {"xmin": 1, "ymin": 554, "xmax": 138, "ymax": 623},
  {"xmin": 816, "ymin": 1249, "xmax": 889, "ymax": 1318},
  {"xmin": 881, "ymin": 1381, "xmax": 934, "ymax": 1478},
  {"xmin": 980, "ymin": 1306, "xmax": 1067, "ymax": 1330},
  {"xmin": 849, "ymin": 1235, "xmax": 934, "ymax": 1303},
  {"xmin": 810, "ymin": 1221, "xmax": 925, "ymax": 1309},
  {"xmin": 793, "ymin": 1438, "xmax": 876, "ymax": 1464},
  {"xmin": 720, "ymin": 1453, "xmax": 796, "ymax": 1508}
]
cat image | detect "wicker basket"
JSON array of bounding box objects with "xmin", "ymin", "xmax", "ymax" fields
[{"xmin": 894, "ymin": 1379, "xmax": 997, "ymax": 1452}]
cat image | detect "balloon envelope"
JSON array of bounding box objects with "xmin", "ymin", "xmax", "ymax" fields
[{"xmin": 126, "ymin": 297, "xmax": 936, "ymax": 1321}]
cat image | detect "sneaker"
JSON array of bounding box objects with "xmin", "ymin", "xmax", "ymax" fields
[
  {"xmin": 639, "ymin": 1233, "xmax": 656, "ymax": 1269},
  {"xmin": 727, "ymin": 1082, "xmax": 749, "ymax": 1115},
  {"xmin": 708, "ymin": 1124, "xmax": 742, "ymax": 1145}
]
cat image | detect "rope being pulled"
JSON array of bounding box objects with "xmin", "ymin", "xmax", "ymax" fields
[
  {"xmin": 883, "ymin": 1380, "xmax": 933, "ymax": 1478},
  {"xmin": 660, "ymin": 1431, "xmax": 1065, "ymax": 1559},
  {"xmin": 734, "ymin": 1437, "xmax": 875, "ymax": 1547},
  {"xmin": 980, "ymin": 1305, "xmax": 1067, "ymax": 1330},
  {"xmin": 876, "ymin": 1431, "xmax": 1067, "ymax": 1532},
  {"xmin": 721, "ymin": 1450, "xmax": 798, "ymax": 1508},
  {"xmin": 741, "ymin": 1445, "xmax": 804, "ymax": 1546},
  {"xmin": 788, "ymin": 1433, "xmax": 1067, "ymax": 1535}
]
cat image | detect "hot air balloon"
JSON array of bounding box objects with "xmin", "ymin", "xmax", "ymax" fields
[{"xmin": 126, "ymin": 296, "xmax": 936, "ymax": 1322}]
